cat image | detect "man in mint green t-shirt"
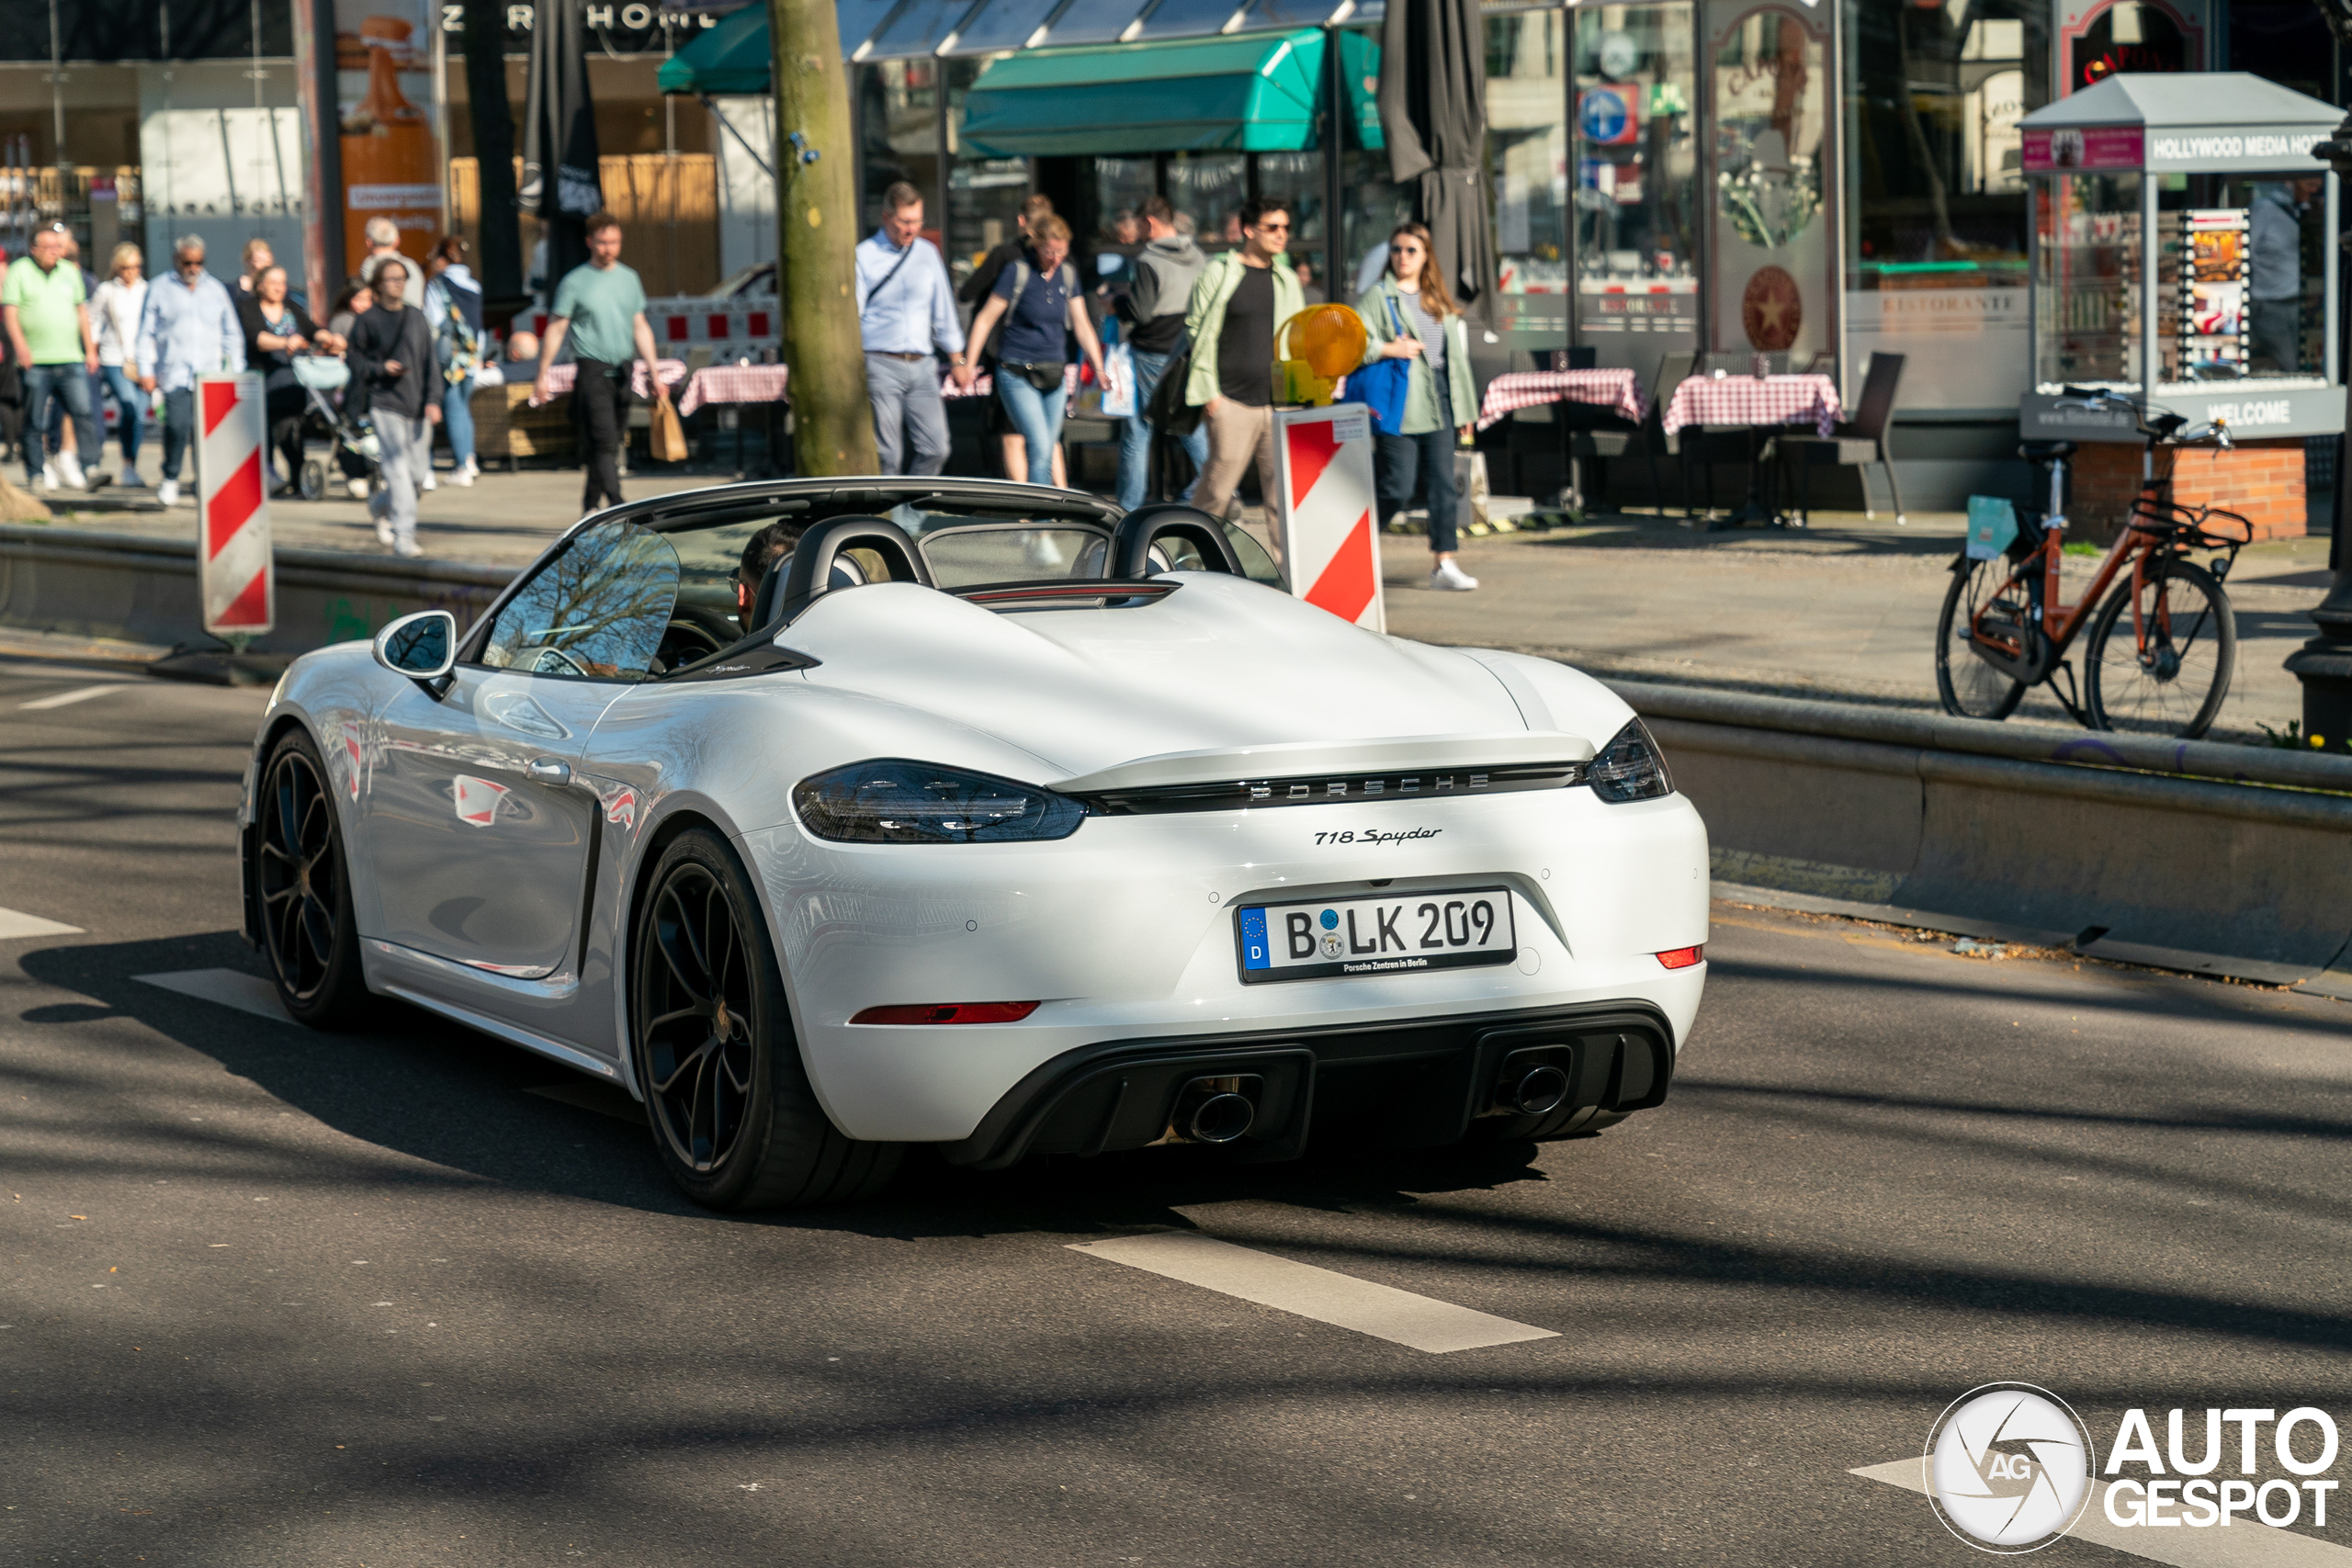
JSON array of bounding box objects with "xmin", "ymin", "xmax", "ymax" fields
[
  {"xmin": 2, "ymin": 224, "xmax": 99, "ymax": 491},
  {"xmin": 532, "ymin": 212, "xmax": 671, "ymax": 516}
]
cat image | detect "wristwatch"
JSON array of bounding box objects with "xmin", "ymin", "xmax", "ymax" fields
[{"xmin": 951, "ymin": 353, "xmax": 967, "ymax": 366}]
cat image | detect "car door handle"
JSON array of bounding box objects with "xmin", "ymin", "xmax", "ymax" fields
[{"xmin": 526, "ymin": 757, "xmax": 573, "ymax": 787}]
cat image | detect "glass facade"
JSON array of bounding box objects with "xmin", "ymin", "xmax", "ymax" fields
[
  {"xmin": 1489, "ymin": 9, "xmax": 1569, "ymax": 348},
  {"xmin": 944, "ymin": 55, "xmax": 1032, "ymax": 288},
  {"xmin": 860, "ymin": 60, "xmax": 944, "ymax": 235},
  {"xmin": 1570, "ymin": 4, "xmax": 1699, "ymax": 385}
]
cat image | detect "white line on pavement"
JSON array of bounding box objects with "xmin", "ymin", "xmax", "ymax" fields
[
  {"xmin": 133, "ymin": 969, "xmax": 292, "ymax": 1025},
  {"xmin": 0, "ymin": 906, "xmax": 82, "ymax": 938},
  {"xmin": 1069, "ymin": 1231, "xmax": 1560, "ymax": 1354},
  {"xmin": 1852, "ymin": 1459, "xmax": 2352, "ymax": 1564},
  {"xmin": 17, "ymin": 683, "xmax": 136, "ymax": 710}
]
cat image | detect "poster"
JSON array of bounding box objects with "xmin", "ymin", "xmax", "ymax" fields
[
  {"xmin": 1703, "ymin": 1, "xmax": 1837, "ymax": 369},
  {"xmin": 336, "ymin": 0, "xmax": 442, "ymax": 270}
]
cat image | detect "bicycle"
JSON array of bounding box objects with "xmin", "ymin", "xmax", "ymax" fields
[{"xmin": 1935, "ymin": 388, "xmax": 2251, "ymax": 739}]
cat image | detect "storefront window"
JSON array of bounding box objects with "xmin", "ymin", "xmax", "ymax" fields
[
  {"xmin": 2156, "ymin": 175, "xmax": 2329, "ymax": 381},
  {"xmin": 1848, "ymin": 0, "xmax": 2047, "ymax": 409},
  {"xmin": 1338, "ymin": 149, "xmax": 1414, "ymax": 304},
  {"xmin": 1167, "ymin": 152, "xmax": 1247, "ymax": 242},
  {"xmin": 861, "ymin": 60, "xmax": 944, "ymax": 234},
  {"xmin": 2033, "ymin": 172, "xmax": 2142, "ymax": 386},
  {"xmin": 1256, "ymin": 150, "xmax": 1326, "ymax": 297},
  {"xmin": 1572, "ymin": 4, "xmax": 1700, "ymax": 378},
  {"xmin": 944, "ymin": 56, "xmax": 1031, "ymax": 288},
  {"xmin": 1487, "ymin": 9, "xmax": 1567, "ymax": 349}
]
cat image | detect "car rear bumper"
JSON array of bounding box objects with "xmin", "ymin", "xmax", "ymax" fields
[{"xmin": 936, "ymin": 1000, "xmax": 1676, "ymax": 1169}]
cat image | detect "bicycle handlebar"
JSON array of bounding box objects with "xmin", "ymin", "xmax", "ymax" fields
[{"xmin": 2053, "ymin": 386, "xmax": 2231, "ymax": 449}]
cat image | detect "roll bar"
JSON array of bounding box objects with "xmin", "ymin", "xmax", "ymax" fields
[
  {"xmin": 1109, "ymin": 503, "xmax": 1246, "ymax": 581},
  {"xmin": 758, "ymin": 515, "xmax": 933, "ymax": 626}
]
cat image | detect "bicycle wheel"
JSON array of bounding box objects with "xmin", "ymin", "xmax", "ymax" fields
[
  {"xmin": 2084, "ymin": 558, "xmax": 2235, "ymax": 739},
  {"xmin": 1935, "ymin": 556, "xmax": 2029, "ymax": 721}
]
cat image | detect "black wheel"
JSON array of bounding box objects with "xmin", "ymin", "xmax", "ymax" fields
[
  {"xmin": 1935, "ymin": 556, "xmax": 2030, "ymax": 721},
  {"xmin": 2085, "ymin": 558, "xmax": 2235, "ymax": 739},
  {"xmin": 299, "ymin": 457, "xmax": 326, "ymax": 502},
  {"xmin": 630, "ymin": 829, "xmax": 899, "ymax": 1210},
  {"xmin": 255, "ymin": 730, "xmax": 370, "ymax": 1026}
]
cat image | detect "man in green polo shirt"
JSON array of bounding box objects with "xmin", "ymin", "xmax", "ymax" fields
[
  {"xmin": 2, "ymin": 223, "xmax": 99, "ymax": 491},
  {"xmin": 532, "ymin": 211, "xmax": 671, "ymax": 518}
]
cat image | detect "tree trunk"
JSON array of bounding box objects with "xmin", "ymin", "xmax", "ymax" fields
[
  {"xmin": 461, "ymin": 0, "xmax": 527, "ymax": 325},
  {"xmin": 770, "ymin": 0, "xmax": 875, "ymax": 475}
]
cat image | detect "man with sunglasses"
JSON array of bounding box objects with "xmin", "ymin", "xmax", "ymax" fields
[
  {"xmin": 1182, "ymin": 197, "xmax": 1302, "ymax": 552},
  {"xmin": 133, "ymin": 235, "xmax": 244, "ymax": 508}
]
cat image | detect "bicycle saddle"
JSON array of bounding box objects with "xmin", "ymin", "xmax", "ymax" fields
[{"xmin": 2018, "ymin": 440, "xmax": 2076, "ymax": 462}]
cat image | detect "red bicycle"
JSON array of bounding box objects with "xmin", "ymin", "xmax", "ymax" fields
[{"xmin": 1936, "ymin": 389, "xmax": 2249, "ymax": 739}]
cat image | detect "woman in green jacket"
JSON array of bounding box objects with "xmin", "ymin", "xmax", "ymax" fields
[{"xmin": 1357, "ymin": 222, "xmax": 1479, "ymax": 592}]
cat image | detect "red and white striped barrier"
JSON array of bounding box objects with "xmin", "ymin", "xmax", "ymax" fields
[
  {"xmin": 197, "ymin": 372, "xmax": 272, "ymax": 637},
  {"xmin": 1273, "ymin": 404, "xmax": 1384, "ymax": 635}
]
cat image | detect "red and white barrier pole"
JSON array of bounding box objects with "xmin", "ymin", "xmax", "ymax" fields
[
  {"xmin": 196, "ymin": 372, "xmax": 273, "ymax": 638},
  {"xmin": 1272, "ymin": 403, "xmax": 1385, "ymax": 633}
]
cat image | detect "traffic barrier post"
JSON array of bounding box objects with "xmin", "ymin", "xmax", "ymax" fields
[{"xmin": 196, "ymin": 372, "xmax": 272, "ymax": 638}]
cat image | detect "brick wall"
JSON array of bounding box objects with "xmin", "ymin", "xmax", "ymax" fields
[{"xmin": 2067, "ymin": 437, "xmax": 2306, "ymax": 542}]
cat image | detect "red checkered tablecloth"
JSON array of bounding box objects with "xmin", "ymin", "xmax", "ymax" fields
[
  {"xmin": 1660, "ymin": 373, "xmax": 1840, "ymax": 438},
  {"xmin": 527, "ymin": 358, "xmax": 690, "ymax": 404},
  {"xmin": 1476, "ymin": 368, "xmax": 1648, "ymax": 431},
  {"xmin": 676, "ymin": 363, "xmax": 790, "ymax": 415}
]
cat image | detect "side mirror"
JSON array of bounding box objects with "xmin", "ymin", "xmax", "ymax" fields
[{"xmin": 373, "ymin": 610, "xmax": 456, "ymax": 684}]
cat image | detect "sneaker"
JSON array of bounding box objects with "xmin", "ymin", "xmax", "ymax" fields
[
  {"xmin": 460, "ymin": 457, "xmax": 480, "ymax": 479},
  {"xmin": 1429, "ymin": 559, "xmax": 1479, "ymax": 592},
  {"xmin": 39, "ymin": 460, "xmax": 56, "ymax": 491},
  {"xmin": 83, "ymin": 470, "xmax": 110, "ymax": 491},
  {"xmin": 55, "ymin": 452, "xmax": 86, "ymax": 491},
  {"xmin": 374, "ymin": 514, "xmax": 394, "ymax": 546},
  {"xmin": 348, "ymin": 477, "xmax": 369, "ymax": 501},
  {"xmin": 452, "ymin": 463, "xmax": 474, "ymax": 487},
  {"xmin": 421, "ymin": 471, "xmax": 438, "ymax": 492},
  {"xmin": 392, "ymin": 538, "xmax": 424, "ymax": 558},
  {"xmin": 156, "ymin": 479, "xmax": 179, "ymax": 507},
  {"xmin": 116, "ymin": 472, "xmax": 145, "ymax": 489}
]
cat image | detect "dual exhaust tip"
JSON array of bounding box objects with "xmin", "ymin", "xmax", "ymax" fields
[{"xmin": 1174, "ymin": 1076, "xmax": 1258, "ymax": 1144}]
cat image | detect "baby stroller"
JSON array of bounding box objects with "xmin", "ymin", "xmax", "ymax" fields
[{"xmin": 290, "ymin": 355, "xmax": 382, "ymax": 502}]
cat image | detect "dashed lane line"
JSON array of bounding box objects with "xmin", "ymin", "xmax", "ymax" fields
[
  {"xmin": 0, "ymin": 907, "xmax": 82, "ymax": 939},
  {"xmin": 133, "ymin": 969, "xmax": 292, "ymax": 1024},
  {"xmin": 1069, "ymin": 1231, "xmax": 1560, "ymax": 1354},
  {"xmin": 17, "ymin": 683, "xmax": 137, "ymax": 710},
  {"xmin": 1851, "ymin": 1459, "xmax": 2352, "ymax": 1564}
]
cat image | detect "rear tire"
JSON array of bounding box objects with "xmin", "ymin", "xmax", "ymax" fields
[
  {"xmin": 1935, "ymin": 557, "xmax": 2030, "ymax": 721},
  {"xmin": 255, "ymin": 729, "xmax": 371, "ymax": 1028},
  {"xmin": 2085, "ymin": 558, "xmax": 2234, "ymax": 739},
  {"xmin": 630, "ymin": 829, "xmax": 899, "ymax": 1210}
]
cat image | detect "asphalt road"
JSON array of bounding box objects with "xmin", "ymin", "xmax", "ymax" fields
[{"xmin": 6, "ymin": 659, "xmax": 2352, "ymax": 1566}]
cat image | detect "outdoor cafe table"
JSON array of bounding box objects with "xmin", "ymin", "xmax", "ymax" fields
[
  {"xmin": 675, "ymin": 362, "xmax": 790, "ymax": 415},
  {"xmin": 526, "ymin": 358, "xmax": 691, "ymax": 402},
  {"xmin": 1476, "ymin": 368, "xmax": 1648, "ymax": 432},
  {"xmin": 1660, "ymin": 373, "xmax": 1841, "ymax": 526}
]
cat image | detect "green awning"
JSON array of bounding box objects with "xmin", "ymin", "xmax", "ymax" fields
[
  {"xmin": 960, "ymin": 28, "xmax": 1327, "ymax": 157},
  {"xmin": 658, "ymin": 6, "xmax": 773, "ymax": 96}
]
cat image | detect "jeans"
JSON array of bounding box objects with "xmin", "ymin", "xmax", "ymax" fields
[
  {"xmin": 22, "ymin": 364, "xmax": 96, "ymax": 482},
  {"xmin": 265, "ymin": 382, "xmax": 306, "ymax": 488},
  {"xmin": 159, "ymin": 388, "xmax": 196, "ymax": 482},
  {"xmin": 370, "ymin": 408, "xmax": 427, "ymax": 547},
  {"xmin": 99, "ymin": 366, "xmax": 143, "ymax": 468},
  {"xmin": 1114, "ymin": 347, "xmax": 1209, "ymax": 510},
  {"xmin": 865, "ymin": 353, "xmax": 950, "ymax": 476},
  {"xmin": 1375, "ymin": 427, "xmax": 1461, "ymax": 554},
  {"xmin": 572, "ymin": 359, "xmax": 630, "ymax": 512},
  {"xmin": 441, "ymin": 373, "xmax": 476, "ymax": 468},
  {"xmin": 994, "ymin": 369, "xmax": 1068, "ymax": 487}
]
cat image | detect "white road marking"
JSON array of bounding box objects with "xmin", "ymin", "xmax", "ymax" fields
[
  {"xmin": 1069, "ymin": 1231, "xmax": 1560, "ymax": 1354},
  {"xmin": 1852, "ymin": 1459, "xmax": 2352, "ymax": 1564},
  {"xmin": 0, "ymin": 907, "xmax": 82, "ymax": 938},
  {"xmin": 18, "ymin": 683, "xmax": 136, "ymax": 710},
  {"xmin": 133, "ymin": 969, "xmax": 292, "ymax": 1025}
]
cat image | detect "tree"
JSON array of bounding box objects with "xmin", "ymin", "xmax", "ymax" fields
[{"xmin": 768, "ymin": 0, "xmax": 876, "ymax": 474}]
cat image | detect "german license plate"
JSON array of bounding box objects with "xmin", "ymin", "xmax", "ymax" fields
[{"xmin": 1236, "ymin": 887, "xmax": 1518, "ymax": 983}]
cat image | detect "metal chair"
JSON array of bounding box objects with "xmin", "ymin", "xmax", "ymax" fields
[
  {"xmin": 1774, "ymin": 351, "xmax": 1908, "ymax": 525},
  {"xmin": 1570, "ymin": 350, "xmax": 1691, "ymax": 517}
]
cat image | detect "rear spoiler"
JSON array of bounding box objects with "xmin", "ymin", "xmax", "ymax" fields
[{"xmin": 1049, "ymin": 731, "xmax": 1594, "ymax": 795}]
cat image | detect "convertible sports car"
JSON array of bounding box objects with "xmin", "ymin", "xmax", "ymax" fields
[{"xmin": 238, "ymin": 478, "xmax": 1709, "ymax": 1208}]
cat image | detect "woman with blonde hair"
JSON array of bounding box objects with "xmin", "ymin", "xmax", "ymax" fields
[
  {"xmin": 89, "ymin": 241, "xmax": 148, "ymax": 488},
  {"xmin": 1357, "ymin": 220, "xmax": 1480, "ymax": 591}
]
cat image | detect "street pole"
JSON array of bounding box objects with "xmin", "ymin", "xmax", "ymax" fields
[
  {"xmin": 2288, "ymin": 0, "xmax": 2352, "ymax": 749},
  {"xmin": 769, "ymin": 0, "xmax": 876, "ymax": 476}
]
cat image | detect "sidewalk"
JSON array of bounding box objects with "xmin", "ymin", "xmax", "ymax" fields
[{"xmin": 1378, "ymin": 508, "xmax": 2328, "ymax": 745}]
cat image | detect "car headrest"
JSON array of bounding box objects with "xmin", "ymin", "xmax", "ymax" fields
[
  {"xmin": 1109, "ymin": 503, "xmax": 1245, "ymax": 580},
  {"xmin": 752, "ymin": 550, "xmax": 866, "ymax": 632},
  {"xmin": 775, "ymin": 515, "xmax": 931, "ymax": 623}
]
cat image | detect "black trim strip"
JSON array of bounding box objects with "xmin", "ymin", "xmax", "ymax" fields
[{"xmin": 1083, "ymin": 761, "xmax": 1584, "ymax": 816}]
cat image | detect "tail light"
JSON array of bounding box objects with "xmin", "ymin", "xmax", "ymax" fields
[{"xmin": 1655, "ymin": 946, "xmax": 1703, "ymax": 970}]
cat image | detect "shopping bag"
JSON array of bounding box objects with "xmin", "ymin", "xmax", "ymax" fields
[
  {"xmin": 1965, "ymin": 495, "xmax": 2018, "ymax": 561},
  {"xmin": 1350, "ymin": 295, "xmax": 1415, "ymax": 436},
  {"xmin": 1100, "ymin": 343, "xmax": 1136, "ymax": 419},
  {"xmin": 650, "ymin": 396, "xmax": 688, "ymax": 464}
]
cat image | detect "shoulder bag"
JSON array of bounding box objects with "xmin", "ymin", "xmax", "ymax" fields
[{"xmin": 1347, "ymin": 291, "xmax": 1416, "ymax": 437}]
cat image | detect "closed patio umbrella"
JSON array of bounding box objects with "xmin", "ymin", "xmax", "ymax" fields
[
  {"xmin": 1376, "ymin": 0, "xmax": 1496, "ymax": 324},
  {"xmin": 522, "ymin": 0, "xmax": 603, "ymax": 291}
]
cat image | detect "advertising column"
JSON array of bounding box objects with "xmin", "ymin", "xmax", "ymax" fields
[
  {"xmin": 336, "ymin": 0, "xmax": 444, "ymax": 268},
  {"xmin": 1702, "ymin": 0, "xmax": 1837, "ymax": 370}
]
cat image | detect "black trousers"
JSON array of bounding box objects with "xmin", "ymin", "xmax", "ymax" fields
[
  {"xmin": 265, "ymin": 382, "xmax": 306, "ymax": 489},
  {"xmin": 572, "ymin": 358, "xmax": 631, "ymax": 513}
]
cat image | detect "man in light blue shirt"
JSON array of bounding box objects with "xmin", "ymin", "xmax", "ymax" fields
[
  {"xmin": 856, "ymin": 182, "xmax": 964, "ymax": 477},
  {"xmin": 134, "ymin": 235, "xmax": 246, "ymax": 507}
]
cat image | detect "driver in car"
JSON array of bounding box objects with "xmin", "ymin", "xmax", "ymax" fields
[{"xmin": 736, "ymin": 519, "xmax": 808, "ymax": 625}]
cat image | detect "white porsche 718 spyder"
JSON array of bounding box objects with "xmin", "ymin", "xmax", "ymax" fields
[{"xmin": 237, "ymin": 479, "xmax": 1708, "ymax": 1209}]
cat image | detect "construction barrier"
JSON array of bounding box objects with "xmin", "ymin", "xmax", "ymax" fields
[
  {"xmin": 1273, "ymin": 403, "xmax": 1383, "ymax": 633},
  {"xmin": 196, "ymin": 373, "xmax": 272, "ymax": 637}
]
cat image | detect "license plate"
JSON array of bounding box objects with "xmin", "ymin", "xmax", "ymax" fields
[{"xmin": 1236, "ymin": 887, "xmax": 1518, "ymax": 983}]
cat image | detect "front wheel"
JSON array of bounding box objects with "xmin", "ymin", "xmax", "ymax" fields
[
  {"xmin": 630, "ymin": 829, "xmax": 899, "ymax": 1210},
  {"xmin": 1935, "ymin": 556, "xmax": 2030, "ymax": 721},
  {"xmin": 2085, "ymin": 558, "xmax": 2235, "ymax": 739},
  {"xmin": 255, "ymin": 729, "xmax": 371, "ymax": 1027}
]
